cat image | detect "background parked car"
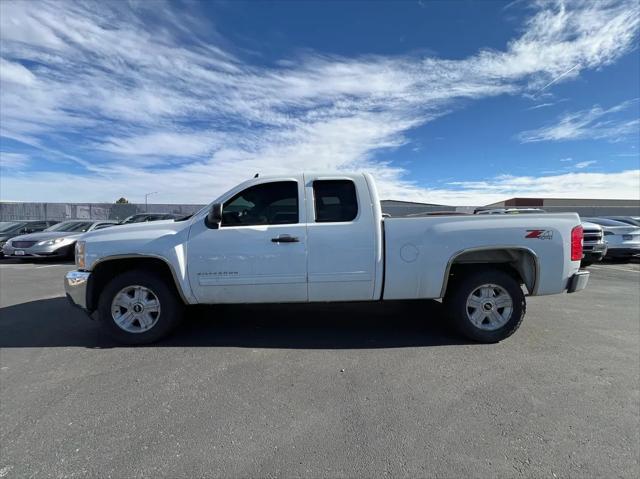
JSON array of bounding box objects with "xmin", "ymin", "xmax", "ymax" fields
[
  {"xmin": 599, "ymin": 216, "xmax": 640, "ymax": 227},
  {"xmin": 406, "ymin": 211, "xmax": 471, "ymax": 217},
  {"xmin": 581, "ymin": 221, "xmax": 607, "ymax": 267},
  {"xmin": 0, "ymin": 220, "xmax": 58, "ymax": 257},
  {"xmin": 2, "ymin": 220, "xmax": 117, "ymax": 259},
  {"xmin": 474, "ymin": 208, "xmax": 547, "ymax": 215},
  {"xmin": 583, "ymin": 218, "xmax": 640, "ymax": 260},
  {"xmin": 119, "ymin": 213, "xmax": 181, "ymax": 224}
]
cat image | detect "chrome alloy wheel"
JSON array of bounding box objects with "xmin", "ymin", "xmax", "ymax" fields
[
  {"xmin": 111, "ymin": 285, "xmax": 161, "ymax": 333},
  {"xmin": 465, "ymin": 283, "xmax": 513, "ymax": 331}
]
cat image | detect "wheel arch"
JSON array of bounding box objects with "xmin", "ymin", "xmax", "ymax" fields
[
  {"xmin": 440, "ymin": 246, "xmax": 539, "ymax": 297},
  {"xmin": 86, "ymin": 255, "xmax": 188, "ymax": 312}
]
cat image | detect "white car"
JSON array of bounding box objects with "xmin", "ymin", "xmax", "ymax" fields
[
  {"xmin": 475, "ymin": 208, "xmax": 546, "ymax": 215},
  {"xmin": 65, "ymin": 173, "xmax": 589, "ymax": 345},
  {"xmin": 2, "ymin": 220, "xmax": 117, "ymax": 259},
  {"xmin": 583, "ymin": 218, "xmax": 640, "ymax": 260},
  {"xmin": 600, "ymin": 216, "xmax": 640, "ymax": 227}
]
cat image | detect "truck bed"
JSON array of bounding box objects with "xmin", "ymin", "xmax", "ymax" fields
[{"xmin": 382, "ymin": 213, "xmax": 582, "ymax": 300}]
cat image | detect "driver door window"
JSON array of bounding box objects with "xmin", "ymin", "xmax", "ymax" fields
[{"xmin": 222, "ymin": 182, "xmax": 298, "ymax": 227}]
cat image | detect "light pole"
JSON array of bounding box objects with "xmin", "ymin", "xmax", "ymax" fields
[{"xmin": 144, "ymin": 191, "xmax": 158, "ymax": 212}]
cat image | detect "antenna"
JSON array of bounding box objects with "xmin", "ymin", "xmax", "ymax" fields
[{"xmin": 254, "ymin": 173, "xmax": 259, "ymax": 178}]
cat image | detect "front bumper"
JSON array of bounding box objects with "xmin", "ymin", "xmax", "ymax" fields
[
  {"xmin": 584, "ymin": 242, "xmax": 607, "ymax": 253},
  {"xmin": 3, "ymin": 242, "xmax": 72, "ymax": 257},
  {"xmin": 567, "ymin": 270, "xmax": 590, "ymax": 293},
  {"xmin": 64, "ymin": 270, "xmax": 91, "ymax": 311}
]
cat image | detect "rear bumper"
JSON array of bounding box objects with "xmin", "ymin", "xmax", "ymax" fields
[
  {"xmin": 64, "ymin": 270, "xmax": 91, "ymax": 311},
  {"xmin": 584, "ymin": 242, "xmax": 607, "ymax": 253},
  {"xmin": 567, "ymin": 270, "xmax": 590, "ymax": 293},
  {"xmin": 605, "ymin": 247, "xmax": 640, "ymax": 258}
]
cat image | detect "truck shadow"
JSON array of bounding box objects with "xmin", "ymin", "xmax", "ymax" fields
[{"xmin": 0, "ymin": 297, "xmax": 471, "ymax": 349}]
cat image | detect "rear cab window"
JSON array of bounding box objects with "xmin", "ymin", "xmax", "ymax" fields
[{"xmin": 312, "ymin": 180, "xmax": 358, "ymax": 222}]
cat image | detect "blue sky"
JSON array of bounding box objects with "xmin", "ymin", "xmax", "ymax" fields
[{"xmin": 0, "ymin": 0, "xmax": 639, "ymax": 204}]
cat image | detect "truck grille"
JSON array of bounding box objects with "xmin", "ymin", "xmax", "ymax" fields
[
  {"xmin": 12, "ymin": 241, "xmax": 36, "ymax": 248},
  {"xmin": 583, "ymin": 230, "xmax": 602, "ymax": 244}
]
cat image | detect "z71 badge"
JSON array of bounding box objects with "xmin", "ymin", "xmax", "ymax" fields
[{"xmin": 525, "ymin": 229, "xmax": 553, "ymax": 240}]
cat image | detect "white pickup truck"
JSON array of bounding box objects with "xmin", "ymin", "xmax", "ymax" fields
[{"xmin": 65, "ymin": 173, "xmax": 589, "ymax": 344}]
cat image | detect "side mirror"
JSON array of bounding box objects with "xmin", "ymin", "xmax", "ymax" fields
[{"xmin": 206, "ymin": 203, "xmax": 222, "ymax": 228}]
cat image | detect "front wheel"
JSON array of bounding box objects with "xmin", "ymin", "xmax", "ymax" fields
[
  {"xmin": 444, "ymin": 269, "xmax": 526, "ymax": 343},
  {"xmin": 97, "ymin": 270, "xmax": 184, "ymax": 344}
]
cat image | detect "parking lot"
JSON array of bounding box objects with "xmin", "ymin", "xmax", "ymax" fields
[{"xmin": 1, "ymin": 259, "xmax": 638, "ymax": 478}]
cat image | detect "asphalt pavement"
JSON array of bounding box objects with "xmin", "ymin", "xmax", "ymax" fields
[{"xmin": 1, "ymin": 259, "xmax": 639, "ymax": 478}]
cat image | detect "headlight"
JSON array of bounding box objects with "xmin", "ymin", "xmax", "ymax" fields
[
  {"xmin": 76, "ymin": 241, "xmax": 86, "ymax": 269},
  {"xmin": 37, "ymin": 237, "xmax": 68, "ymax": 246}
]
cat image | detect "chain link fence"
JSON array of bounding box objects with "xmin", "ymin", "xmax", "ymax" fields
[{"xmin": 0, "ymin": 203, "xmax": 204, "ymax": 222}]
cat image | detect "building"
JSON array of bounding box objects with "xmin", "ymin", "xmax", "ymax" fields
[
  {"xmin": 481, "ymin": 198, "xmax": 640, "ymax": 217},
  {"xmin": 380, "ymin": 200, "xmax": 454, "ymax": 217}
]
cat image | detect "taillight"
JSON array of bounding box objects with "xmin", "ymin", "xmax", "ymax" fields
[{"xmin": 571, "ymin": 225, "xmax": 583, "ymax": 261}]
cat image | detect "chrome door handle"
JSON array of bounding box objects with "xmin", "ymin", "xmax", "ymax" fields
[{"xmin": 271, "ymin": 234, "xmax": 299, "ymax": 243}]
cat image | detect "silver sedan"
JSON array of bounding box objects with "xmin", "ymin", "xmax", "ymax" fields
[{"xmin": 2, "ymin": 220, "xmax": 117, "ymax": 259}]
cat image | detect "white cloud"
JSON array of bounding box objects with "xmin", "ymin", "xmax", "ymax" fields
[
  {"xmin": 99, "ymin": 132, "xmax": 223, "ymax": 158},
  {"xmin": 559, "ymin": 157, "xmax": 573, "ymax": 162},
  {"xmin": 519, "ymin": 99, "xmax": 640, "ymax": 142},
  {"xmin": 2, "ymin": 168, "xmax": 638, "ymax": 205},
  {"xmin": 0, "ymin": 152, "xmax": 30, "ymax": 171},
  {"xmin": 0, "ymin": 58, "xmax": 36, "ymax": 85},
  {"xmin": 440, "ymin": 169, "xmax": 640, "ymax": 204},
  {"xmin": 527, "ymin": 102, "xmax": 555, "ymax": 110},
  {"xmin": 0, "ymin": 0, "xmax": 639, "ymax": 202},
  {"xmin": 574, "ymin": 160, "xmax": 597, "ymax": 169}
]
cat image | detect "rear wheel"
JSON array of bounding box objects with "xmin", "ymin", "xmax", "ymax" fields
[
  {"xmin": 97, "ymin": 270, "xmax": 183, "ymax": 344},
  {"xmin": 444, "ymin": 269, "xmax": 525, "ymax": 343}
]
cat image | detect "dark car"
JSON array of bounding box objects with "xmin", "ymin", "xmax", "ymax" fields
[
  {"xmin": 0, "ymin": 220, "xmax": 59, "ymax": 257},
  {"xmin": 119, "ymin": 213, "xmax": 181, "ymax": 224}
]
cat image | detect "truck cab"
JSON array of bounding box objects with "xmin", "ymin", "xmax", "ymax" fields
[{"xmin": 187, "ymin": 173, "xmax": 382, "ymax": 304}]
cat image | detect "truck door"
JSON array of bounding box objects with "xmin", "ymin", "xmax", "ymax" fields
[
  {"xmin": 305, "ymin": 175, "xmax": 377, "ymax": 301},
  {"xmin": 187, "ymin": 178, "xmax": 308, "ymax": 303}
]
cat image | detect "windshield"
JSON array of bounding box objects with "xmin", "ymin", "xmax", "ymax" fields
[
  {"xmin": 583, "ymin": 218, "xmax": 630, "ymax": 227},
  {"xmin": 0, "ymin": 222, "xmax": 23, "ymax": 233},
  {"xmin": 121, "ymin": 215, "xmax": 148, "ymax": 224},
  {"xmin": 607, "ymin": 217, "xmax": 640, "ymax": 226},
  {"xmin": 45, "ymin": 221, "xmax": 94, "ymax": 233},
  {"xmin": 506, "ymin": 209, "xmax": 545, "ymax": 214}
]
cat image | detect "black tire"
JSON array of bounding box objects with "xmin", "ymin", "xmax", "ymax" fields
[
  {"xmin": 97, "ymin": 269, "xmax": 184, "ymax": 345},
  {"xmin": 444, "ymin": 269, "xmax": 526, "ymax": 343},
  {"xmin": 581, "ymin": 260, "xmax": 593, "ymax": 268}
]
